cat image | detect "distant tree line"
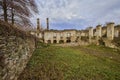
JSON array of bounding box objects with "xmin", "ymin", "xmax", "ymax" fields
[{"xmin": 0, "ymin": 0, "xmax": 38, "ymax": 27}]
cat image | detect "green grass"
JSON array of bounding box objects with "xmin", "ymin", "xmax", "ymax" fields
[{"xmin": 18, "ymin": 43, "xmax": 120, "ymax": 80}]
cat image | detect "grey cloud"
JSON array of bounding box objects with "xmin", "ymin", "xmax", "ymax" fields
[{"xmin": 32, "ymin": 0, "xmax": 120, "ymax": 29}]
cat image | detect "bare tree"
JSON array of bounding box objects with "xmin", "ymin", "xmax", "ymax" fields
[
  {"xmin": 0, "ymin": 0, "xmax": 38, "ymax": 26},
  {"xmin": 1, "ymin": 0, "xmax": 9, "ymax": 22}
]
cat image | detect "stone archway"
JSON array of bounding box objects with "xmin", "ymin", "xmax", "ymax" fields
[
  {"xmin": 66, "ymin": 39, "xmax": 71, "ymax": 43},
  {"xmin": 59, "ymin": 40, "xmax": 64, "ymax": 44},
  {"xmin": 47, "ymin": 40, "xmax": 51, "ymax": 44},
  {"xmin": 53, "ymin": 40, "xmax": 57, "ymax": 43}
]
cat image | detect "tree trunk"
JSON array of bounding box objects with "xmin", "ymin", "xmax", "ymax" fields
[
  {"xmin": 3, "ymin": 0, "xmax": 8, "ymax": 22},
  {"xmin": 11, "ymin": 8, "xmax": 14, "ymax": 25}
]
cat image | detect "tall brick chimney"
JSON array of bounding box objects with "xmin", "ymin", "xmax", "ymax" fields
[
  {"xmin": 37, "ymin": 18, "xmax": 40, "ymax": 35},
  {"xmin": 46, "ymin": 18, "xmax": 49, "ymax": 30}
]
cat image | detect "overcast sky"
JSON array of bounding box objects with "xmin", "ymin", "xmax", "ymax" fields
[{"xmin": 31, "ymin": 0, "xmax": 120, "ymax": 30}]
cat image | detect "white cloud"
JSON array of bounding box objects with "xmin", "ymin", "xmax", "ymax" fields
[{"xmin": 32, "ymin": 0, "xmax": 120, "ymax": 29}]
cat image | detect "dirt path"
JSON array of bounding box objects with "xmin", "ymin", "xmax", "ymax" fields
[{"xmin": 72, "ymin": 46, "xmax": 120, "ymax": 63}]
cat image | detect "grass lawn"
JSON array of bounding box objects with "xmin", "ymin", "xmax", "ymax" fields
[{"xmin": 18, "ymin": 43, "xmax": 120, "ymax": 80}]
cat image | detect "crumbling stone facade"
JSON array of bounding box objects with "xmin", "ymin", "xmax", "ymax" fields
[
  {"xmin": 30, "ymin": 18, "xmax": 120, "ymax": 48},
  {"xmin": 44, "ymin": 30, "xmax": 76, "ymax": 43},
  {"xmin": 41, "ymin": 23, "xmax": 119, "ymax": 46}
]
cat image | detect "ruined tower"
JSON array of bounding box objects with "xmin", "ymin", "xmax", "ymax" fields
[
  {"xmin": 88, "ymin": 27, "xmax": 93, "ymax": 43},
  {"xmin": 46, "ymin": 18, "xmax": 49, "ymax": 30},
  {"xmin": 107, "ymin": 22, "xmax": 114, "ymax": 40},
  {"xmin": 89, "ymin": 27, "xmax": 93, "ymax": 38},
  {"xmin": 96, "ymin": 25, "xmax": 102, "ymax": 39}
]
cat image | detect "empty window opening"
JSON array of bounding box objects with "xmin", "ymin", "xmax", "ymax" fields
[
  {"xmin": 53, "ymin": 40, "xmax": 57, "ymax": 43},
  {"xmin": 66, "ymin": 39, "xmax": 71, "ymax": 43},
  {"xmin": 59, "ymin": 40, "xmax": 64, "ymax": 44}
]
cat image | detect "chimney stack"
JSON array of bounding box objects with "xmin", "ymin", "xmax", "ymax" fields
[
  {"xmin": 37, "ymin": 18, "xmax": 40, "ymax": 34},
  {"xmin": 37, "ymin": 18, "xmax": 40, "ymax": 29},
  {"xmin": 46, "ymin": 18, "xmax": 49, "ymax": 30}
]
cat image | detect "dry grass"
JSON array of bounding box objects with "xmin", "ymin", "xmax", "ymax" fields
[
  {"xmin": 0, "ymin": 20, "xmax": 35, "ymax": 39},
  {"xmin": 18, "ymin": 43, "xmax": 120, "ymax": 80}
]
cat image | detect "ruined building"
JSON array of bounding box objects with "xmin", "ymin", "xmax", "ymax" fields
[{"xmin": 30, "ymin": 18, "xmax": 120, "ymax": 48}]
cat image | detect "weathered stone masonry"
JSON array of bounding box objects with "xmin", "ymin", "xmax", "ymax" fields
[
  {"xmin": 0, "ymin": 20, "xmax": 35, "ymax": 80},
  {"xmin": 30, "ymin": 18, "xmax": 120, "ymax": 48}
]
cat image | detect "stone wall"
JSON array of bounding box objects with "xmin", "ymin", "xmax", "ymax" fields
[{"xmin": 0, "ymin": 20, "xmax": 35, "ymax": 80}]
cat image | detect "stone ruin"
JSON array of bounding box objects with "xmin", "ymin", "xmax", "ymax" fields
[{"xmin": 30, "ymin": 18, "xmax": 120, "ymax": 48}]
